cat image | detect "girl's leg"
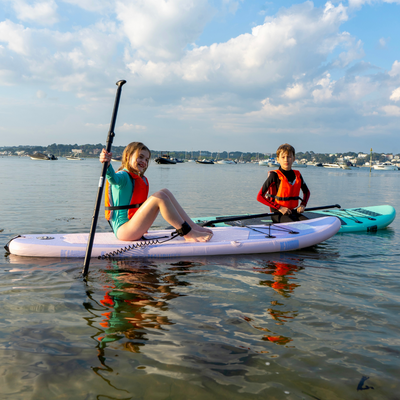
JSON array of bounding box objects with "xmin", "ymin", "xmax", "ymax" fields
[
  {"xmin": 116, "ymin": 190, "xmax": 212, "ymax": 242},
  {"xmin": 158, "ymin": 189, "xmax": 213, "ymax": 234}
]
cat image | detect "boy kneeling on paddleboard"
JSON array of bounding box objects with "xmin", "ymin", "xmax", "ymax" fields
[{"xmin": 257, "ymin": 143, "xmax": 310, "ymax": 223}]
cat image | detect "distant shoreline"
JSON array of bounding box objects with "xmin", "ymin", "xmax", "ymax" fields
[{"xmin": 1, "ymin": 145, "xmax": 399, "ymax": 166}]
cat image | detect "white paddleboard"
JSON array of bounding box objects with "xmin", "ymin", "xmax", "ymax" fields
[{"xmin": 6, "ymin": 216, "xmax": 340, "ymax": 258}]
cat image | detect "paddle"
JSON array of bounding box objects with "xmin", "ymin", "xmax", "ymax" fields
[
  {"xmin": 82, "ymin": 80, "xmax": 126, "ymax": 278},
  {"xmin": 199, "ymin": 204, "xmax": 341, "ymax": 227}
]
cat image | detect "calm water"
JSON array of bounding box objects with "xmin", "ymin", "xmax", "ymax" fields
[{"xmin": 0, "ymin": 156, "xmax": 399, "ymax": 400}]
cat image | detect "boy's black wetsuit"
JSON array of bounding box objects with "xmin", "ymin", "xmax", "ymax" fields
[{"xmin": 257, "ymin": 167, "xmax": 310, "ymax": 223}]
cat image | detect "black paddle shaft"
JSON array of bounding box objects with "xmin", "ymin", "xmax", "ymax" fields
[
  {"xmin": 82, "ymin": 80, "xmax": 127, "ymax": 278},
  {"xmin": 201, "ymin": 204, "xmax": 341, "ymax": 227}
]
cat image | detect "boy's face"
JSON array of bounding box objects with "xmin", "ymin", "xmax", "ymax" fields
[{"xmin": 277, "ymin": 151, "xmax": 295, "ymax": 171}]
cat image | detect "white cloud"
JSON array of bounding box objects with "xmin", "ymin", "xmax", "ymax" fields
[
  {"xmin": 381, "ymin": 105, "xmax": 400, "ymax": 116},
  {"xmin": 312, "ymin": 74, "xmax": 334, "ymax": 102},
  {"xmin": 222, "ymin": 0, "xmax": 244, "ymax": 14},
  {"xmin": 119, "ymin": 123, "xmax": 147, "ymax": 131},
  {"xmin": 116, "ymin": 0, "xmax": 214, "ymax": 61},
  {"xmin": 0, "ymin": 69, "xmax": 17, "ymax": 85},
  {"xmin": 126, "ymin": 1, "xmax": 353, "ymax": 89},
  {"xmin": 36, "ymin": 90, "xmax": 46, "ymax": 98},
  {"xmin": 378, "ymin": 37, "xmax": 387, "ymax": 48},
  {"xmin": 389, "ymin": 60, "xmax": 400, "ymax": 77},
  {"xmin": 348, "ymin": 0, "xmax": 400, "ymax": 9},
  {"xmin": 249, "ymin": 98, "xmax": 300, "ymax": 117},
  {"xmin": 0, "ymin": 20, "xmax": 32, "ymax": 55},
  {"xmin": 61, "ymin": 0, "xmax": 113, "ymax": 13},
  {"xmin": 85, "ymin": 123, "xmax": 109, "ymax": 129},
  {"xmin": 11, "ymin": 0, "xmax": 59, "ymax": 25},
  {"xmin": 390, "ymin": 87, "xmax": 400, "ymax": 101},
  {"xmin": 283, "ymin": 83, "xmax": 307, "ymax": 100},
  {"xmin": 348, "ymin": 0, "xmax": 371, "ymax": 8},
  {"xmin": 336, "ymin": 75, "xmax": 380, "ymax": 101}
]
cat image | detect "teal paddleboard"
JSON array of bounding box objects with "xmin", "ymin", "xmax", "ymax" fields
[{"xmin": 193, "ymin": 205, "xmax": 396, "ymax": 233}]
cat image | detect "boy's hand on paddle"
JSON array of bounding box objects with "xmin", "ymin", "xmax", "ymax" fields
[
  {"xmin": 278, "ymin": 206, "xmax": 291, "ymax": 215},
  {"xmin": 100, "ymin": 148, "xmax": 112, "ymax": 164},
  {"xmin": 297, "ymin": 205, "xmax": 305, "ymax": 213}
]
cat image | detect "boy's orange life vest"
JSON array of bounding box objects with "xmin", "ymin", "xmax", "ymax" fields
[
  {"xmin": 268, "ymin": 169, "xmax": 302, "ymax": 210},
  {"xmin": 105, "ymin": 171, "xmax": 149, "ymax": 221}
]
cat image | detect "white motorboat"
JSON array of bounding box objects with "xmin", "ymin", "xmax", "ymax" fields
[
  {"xmin": 266, "ymin": 158, "xmax": 279, "ymax": 167},
  {"xmin": 373, "ymin": 162, "xmax": 398, "ymax": 171},
  {"xmin": 293, "ymin": 161, "xmax": 307, "ymax": 168},
  {"xmin": 196, "ymin": 159, "xmax": 214, "ymax": 165},
  {"xmin": 66, "ymin": 154, "xmax": 84, "ymax": 160},
  {"xmin": 340, "ymin": 162, "xmax": 357, "ymax": 170},
  {"xmin": 259, "ymin": 160, "xmax": 269, "ymax": 166},
  {"xmin": 216, "ymin": 160, "xmax": 236, "ymax": 164},
  {"xmin": 323, "ymin": 163, "xmax": 341, "ymax": 168},
  {"xmin": 28, "ymin": 152, "xmax": 58, "ymax": 160}
]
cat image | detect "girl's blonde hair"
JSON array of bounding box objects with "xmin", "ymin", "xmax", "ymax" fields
[{"xmin": 118, "ymin": 142, "xmax": 151, "ymax": 176}]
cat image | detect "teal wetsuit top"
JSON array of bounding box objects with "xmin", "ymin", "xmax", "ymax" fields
[{"xmin": 106, "ymin": 164, "xmax": 149, "ymax": 237}]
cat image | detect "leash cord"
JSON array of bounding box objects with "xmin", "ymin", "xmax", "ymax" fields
[{"xmin": 99, "ymin": 232, "xmax": 181, "ymax": 260}]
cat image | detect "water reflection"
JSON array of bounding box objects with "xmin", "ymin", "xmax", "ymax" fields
[
  {"xmin": 241, "ymin": 259, "xmax": 304, "ymax": 347},
  {"xmin": 86, "ymin": 260, "xmax": 201, "ymax": 354},
  {"xmin": 257, "ymin": 261, "xmax": 303, "ymax": 298}
]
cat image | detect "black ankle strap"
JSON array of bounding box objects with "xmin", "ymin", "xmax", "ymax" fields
[{"xmin": 175, "ymin": 221, "xmax": 192, "ymax": 236}]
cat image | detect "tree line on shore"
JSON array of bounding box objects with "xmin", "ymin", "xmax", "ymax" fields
[{"xmin": 0, "ymin": 143, "xmax": 395, "ymax": 165}]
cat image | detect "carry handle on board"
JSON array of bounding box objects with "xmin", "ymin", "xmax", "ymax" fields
[
  {"xmin": 200, "ymin": 204, "xmax": 341, "ymax": 227},
  {"xmin": 82, "ymin": 80, "xmax": 126, "ymax": 279}
]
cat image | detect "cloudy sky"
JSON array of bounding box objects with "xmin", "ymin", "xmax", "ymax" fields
[{"xmin": 1, "ymin": 0, "xmax": 399, "ymax": 154}]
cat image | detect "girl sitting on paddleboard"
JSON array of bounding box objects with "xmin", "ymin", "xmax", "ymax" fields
[
  {"xmin": 257, "ymin": 143, "xmax": 310, "ymax": 223},
  {"xmin": 100, "ymin": 142, "xmax": 213, "ymax": 242}
]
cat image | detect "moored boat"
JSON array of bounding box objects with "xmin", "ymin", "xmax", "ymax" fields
[
  {"xmin": 267, "ymin": 158, "xmax": 279, "ymax": 167},
  {"xmin": 323, "ymin": 163, "xmax": 341, "ymax": 168},
  {"xmin": 216, "ymin": 160, "xmax": 236, "ymax": 164},
  {"xmin": 154, "ymin": 154, "xmax": 177, "ymax": 164},
  {"xmin": 66, "ymin": 154, "xmax": 84, "ymax": 160},
  {"xmin": 28, "ymin": 152, "xmax": 50, "ymax": 160},
  {"xmin": 196, "ymin": 159, "xmax": 214, "ymax": 164},
  {"xmin": 373, "ymin": 162, "xmax": 398, "ymax": 171}
]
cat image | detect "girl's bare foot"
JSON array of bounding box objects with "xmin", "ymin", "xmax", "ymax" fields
[
  {"xmin": 196, "ymin": 225, "xmax": 213, "ymax": 235},
  {"xmin": 189, "ymin": 223, "xmax": 213, "ymax": 235},
  {"xmin": 184, "ymin": 229, "xmax": 213, "ymax": 243}
]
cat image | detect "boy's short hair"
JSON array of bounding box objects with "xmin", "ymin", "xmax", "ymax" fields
[{"xmin": 276, "ymin": 143, "xmax": 295, "ymax": 158}]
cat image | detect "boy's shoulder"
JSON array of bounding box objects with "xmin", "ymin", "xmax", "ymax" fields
[{"xmin": 267, "ymin": 169, "xmax": 279, "ymax": 177}]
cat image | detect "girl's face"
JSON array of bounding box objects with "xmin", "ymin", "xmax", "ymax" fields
[{"xmin": 130, "ymin": 149, "xmax": 150, "ymax": 175}]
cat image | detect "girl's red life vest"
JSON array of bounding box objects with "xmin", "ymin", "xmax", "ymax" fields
[
  {"xmin": 105, "ymin": 171, "xmax": 149, "ymax": 221},
  {"xmin": 267, "ymin": 169, "xmax": 302, "ymax": 210}
]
